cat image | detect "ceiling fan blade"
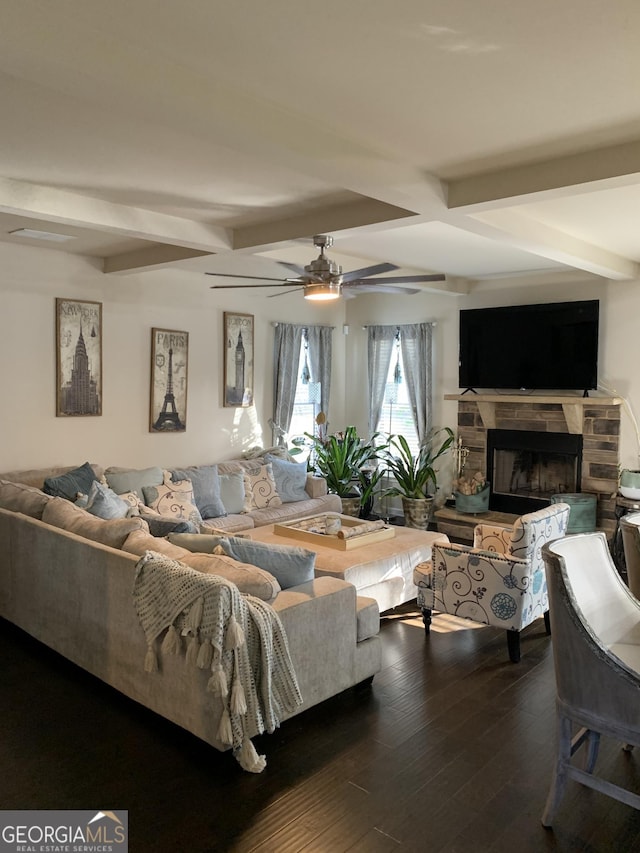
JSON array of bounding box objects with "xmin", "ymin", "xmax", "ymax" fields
[
  {"xmin": 341, "ymin": 262, "xmax": 398, "ymax": 283},
  {"xmin": 343, "ymin": 282, "xmax": 420, "ymax": 295},
  {"xmin": 358, "ymin": 273, "xmax": 446, "ymax": 284},
  {"xmin": 205, "ymin": 272, "xmax": 289, "ymax": 282},
  {"xmin": 277, "ymin": 261, "xmax": 308, "ymax": 277},
  {"xmin": 267, "ymin": 287, "xmax": 304, "ymax": 298},
  {"xmin": 210, "ymin": 282, "xmax": 303, "ymax": 290}
]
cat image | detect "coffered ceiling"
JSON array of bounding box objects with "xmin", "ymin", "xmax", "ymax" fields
[{"xmin": 2, "ymin": 0, "xmax": 640, "ymax": 294}]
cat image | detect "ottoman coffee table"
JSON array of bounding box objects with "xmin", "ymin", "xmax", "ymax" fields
[{"xmin": 248, "ymin": 517, "xmax": 448, "ymax": 614}]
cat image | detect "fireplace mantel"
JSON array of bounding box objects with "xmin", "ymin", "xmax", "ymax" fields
[{"xmin": 445, "ymin": 394, "xmax": 622, "ymax": 435}]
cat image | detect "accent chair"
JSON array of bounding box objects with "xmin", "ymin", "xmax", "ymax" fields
[
  {"xmin": 413, "ymin": 502, "xmax": 570, "ymax": 662},
  {"xmin": 540, "ymin": 532, "xmax": 640, "ymax": 826}
]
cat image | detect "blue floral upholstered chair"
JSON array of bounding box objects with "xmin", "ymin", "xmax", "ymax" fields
[{"xmin": 413, "ymin": 502, "xmax": 570, "ymax": 662}]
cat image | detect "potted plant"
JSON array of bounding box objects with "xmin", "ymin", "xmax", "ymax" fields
[
  {"xmin": 305, "ymin": 425, "xmax": 386, "ymax": 516},
  {"xmin": 383, "ymin": 427, "xmax": 455, "ymax": 528}
]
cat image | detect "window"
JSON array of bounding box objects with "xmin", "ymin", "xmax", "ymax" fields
[
  {"xmin": 375, "ymin": 334, "xmax": 419, "ymax": 454},
  {"xmin": 288, "ymin": 333, "xmax": 321, "ymax": 459}
]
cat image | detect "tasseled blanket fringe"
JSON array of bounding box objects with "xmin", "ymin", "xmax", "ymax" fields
[{"xmin": 134, "ymin": 552, "xmax": 303, "ymax": 774}]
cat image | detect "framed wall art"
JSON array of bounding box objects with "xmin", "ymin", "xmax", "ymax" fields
[
  {"xmin": 56, "ymin": 297, "xmax": 102, "ymax": 417},
  {"xmin": 150, "ymin": 328, "xmax": 189, "ymax": 432},
  {"xmin": 224, "ymin": 312, "xmax": 254, "ymax": 407}
]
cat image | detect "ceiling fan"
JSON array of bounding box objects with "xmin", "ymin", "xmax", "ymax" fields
[{"xmin": 206, "ymin": 234, "xmax": 445, "ymax": 300}]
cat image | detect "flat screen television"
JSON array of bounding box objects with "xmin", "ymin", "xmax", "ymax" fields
[{"xmin": 458, "ymin": 299, "xmax": 599, "ymax": 392}]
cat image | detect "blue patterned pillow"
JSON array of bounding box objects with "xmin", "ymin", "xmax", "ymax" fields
[
  {"xmin": 264, "ymin": 454, "xmax": 309, "ymax": 503},
  {"xmin": 43, "ymin": 462, "xmax": 98, "ymax": 500},
  {"xmin": 170, "ymin": 465, "xmax": 226, "ymax": 519}
]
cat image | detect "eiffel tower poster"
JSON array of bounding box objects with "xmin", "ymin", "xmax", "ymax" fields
[{"xmin": 150, "ymin": 328, "xmax": 188, "ymax": 432}]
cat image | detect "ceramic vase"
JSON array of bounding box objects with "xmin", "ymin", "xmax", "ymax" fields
[{"xmin": 401, "ymin": 496, "xmax": 433, "ymax": 529}]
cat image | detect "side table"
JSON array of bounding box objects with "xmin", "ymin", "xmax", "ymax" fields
[{"xmin": 612, "ymin": 495, "xmax": 640, "ymax": 580}]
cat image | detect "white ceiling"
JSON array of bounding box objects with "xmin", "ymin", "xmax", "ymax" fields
[{"xmin": 2, "ymin": 0, "xmax": 640, "ymax": 294}]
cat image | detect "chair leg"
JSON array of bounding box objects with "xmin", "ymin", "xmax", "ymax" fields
[
  {"xmin": 507, "ymin": 629, "xmax": 521, "ymax": 662},
  {"xmin": 544, "ymin": 610, "xmax": 551, "ymax": 635},
  {"xmin": 421, "ymin": 607, "xmax": 432, "ymax": 635},
  {"xmin": 583, "ymin": 730, "xmax": 600, "ymax": 773},
  {"xmin": 542, "ymin": 713, "xmax": 572, "ymax": 827}
]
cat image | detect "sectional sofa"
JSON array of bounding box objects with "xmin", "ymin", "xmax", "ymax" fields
[{"xmin": 0, "ymin": 457, "xmax": 380, "ymax": 771}]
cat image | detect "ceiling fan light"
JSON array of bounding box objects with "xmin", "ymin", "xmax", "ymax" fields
[{"xmin": 303, "ymin": 283, "xmax": 341, "ymax": 301}]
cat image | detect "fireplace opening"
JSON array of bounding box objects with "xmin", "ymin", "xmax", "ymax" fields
[{"xmin": 487, "ymin": 429, "xmax": 583, "ymax": 515}]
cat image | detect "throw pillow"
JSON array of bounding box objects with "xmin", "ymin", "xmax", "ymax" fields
[
  {"xmin": 139, "ymin": 511, "xmax": 199, "ymax": 536},
  {"xmin": 142, "ymin": 471, "xmax": 203, "ymax": 529},
  {"xmin": 105, "ymin": 466, "xmax": 164, "ymax": 501},
  {"xmin": 43, "ymin": 462, "xmax": 98, "ymax": 501},
  {"xmin": 179, "ymin": 551, "xmax": 281, "ymax": 603},
  {"xmin": 218, "ymin": 471, "xmax": 246, "ymax": 514},
  {"xmin": 117, "ymin": 491, "xmax": 143, "ymax": 515},
  {"xmin": 242, "ymin": 463, "xmax": 282, "ymax": 511},
  {"xmin": 166, "ymin": 532, "xmax": 224, "ymax": 552},
  {"xmin": 217, "ymin": 536, "xmax": 315, "ymax": 590},
  {"xmin": 76, "ymin": 481, "xmax": 130, "ymax": 520},
  {"xmin": 169, "ymin": 465, "xmax": 226, "ymax": 519},
  {"xmin": 264, "ymin": 454, "xmax": 309, "ymax": 503}
]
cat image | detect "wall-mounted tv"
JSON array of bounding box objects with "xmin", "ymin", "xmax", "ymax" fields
[{"xmin": 458, "ymin": 299, "xmax": 599, "ymax": 392}]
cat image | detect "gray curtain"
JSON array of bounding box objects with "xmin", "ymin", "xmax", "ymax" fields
[
  {"xmin": 306, "ymin": 325, "xmax": 333, "ymax": 420},
  {"xmin": 367, "ymin": 325, "xmax": 396, "ymax": 435},
  {"xmin": 273, "ymin": 323, "xmax": 304, "ymax": 436},
  {"xmin": 400, "ymin": 322, "xmax": 434, "ymax": 443}
]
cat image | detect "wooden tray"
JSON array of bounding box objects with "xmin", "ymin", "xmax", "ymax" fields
[{"xmin": 273, "ymin": 514, "xmax": 395, "ymax": 550}]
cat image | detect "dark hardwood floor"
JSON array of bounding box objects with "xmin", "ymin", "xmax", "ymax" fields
[{"xmin": 2, "ymin": 607, "xmax": 640, "ymax": 853}]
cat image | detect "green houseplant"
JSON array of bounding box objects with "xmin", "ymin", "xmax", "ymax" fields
[
  {"xmin": 305, "ymin": 425, "xmax": 386, "ymax": 516},
  {"xmin": 383, "ymin": 427, "xmax": 455, "ymax": 528}
]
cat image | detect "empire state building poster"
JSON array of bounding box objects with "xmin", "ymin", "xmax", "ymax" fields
[{"xmin": 56, "ymin": 298, "xmax": 102, "ymax": 417}]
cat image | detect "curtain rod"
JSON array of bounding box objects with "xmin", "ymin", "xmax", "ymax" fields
[
  {"xmin": 361, "ymin": 321, "xmax": 437, "ymax": 329},
  {"xmin": 271, "ymin": 322, "xmax": 335, "ymax": 328}
]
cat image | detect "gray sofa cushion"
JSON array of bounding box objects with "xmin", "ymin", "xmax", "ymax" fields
[
  {"xmin": 0, "ymin": 479, "xmax": 52, "ymax": 519},
  {"xmin": 121, "ymin": 529, "xmax": 192, "ymax": 559},
  {"xmin": 169, "ymin": 465, "xmax": 226, "ymax": 519},
  {"xmin": 43, "ymin": 461, "xmax": 98, "ymax": 500},
  {"xmin": 179, "ymin": 552, "xmax": 281, "ymax": 602},
  {"xmin": 42, "ymin": 497, "xmax": 149, "ymax": 550}
]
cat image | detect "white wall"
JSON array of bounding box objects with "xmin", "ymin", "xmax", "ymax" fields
[
  {"xmin": 344, "ymin": 273, "xmax": 640, "ymax": 471},
  {"xmin": 3, "ymin": 239, "xmax": 640, "ymax": 475},
  {"xmin": 0, "ymin": 242, "xmax": 346, "ymax": 472}
]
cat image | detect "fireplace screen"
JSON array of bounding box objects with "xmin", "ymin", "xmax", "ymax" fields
[{"xmin": 487, "ymin": 429, "xmax": 582, "ymax": 514}]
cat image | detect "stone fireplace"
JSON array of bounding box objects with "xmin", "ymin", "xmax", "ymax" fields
[{"xmin": 446, "ymin": 394, "xmax": 621, "ymax": 539}]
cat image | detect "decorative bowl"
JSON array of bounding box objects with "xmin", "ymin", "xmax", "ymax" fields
[{"xmin": 620, "ymin": 469, "xmax": 640, "ymax": 500}]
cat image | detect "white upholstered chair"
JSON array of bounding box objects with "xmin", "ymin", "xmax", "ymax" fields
[
  {"xmin": 620, "ymin": 511, "xmax": 640, "ymax": 600},
  {"xmin": 540, "ymin": 532, "xmax": 640, "ymax": 826},
  {"xmin": 413, "ymin": 503, "xmax": 570, "ymax": 662}
]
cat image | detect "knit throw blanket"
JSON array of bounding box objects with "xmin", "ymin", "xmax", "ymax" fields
[{"xmin": 132, "ymin": 551, "xmax": 302, "ymax": 773}]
